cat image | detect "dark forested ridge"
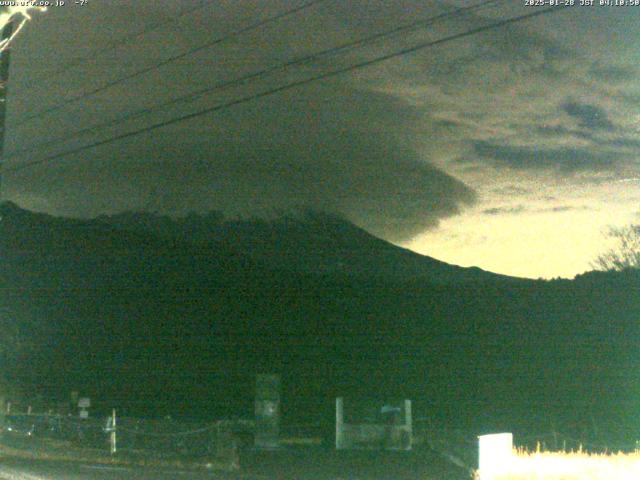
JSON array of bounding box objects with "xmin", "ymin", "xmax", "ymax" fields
[
  {"xmin": 1, "ymin": 202, "xmax": 638, "ymax": 442},
  {"xmin": 94, "ymin": 207, "xmax": 513, "ymax": 283}
]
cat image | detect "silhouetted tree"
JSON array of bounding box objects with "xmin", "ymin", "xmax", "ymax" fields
[{"xmin": 592, "ymin": 224, "xmax": 640, "ymax": 271}]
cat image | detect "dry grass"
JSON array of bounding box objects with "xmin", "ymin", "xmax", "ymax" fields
[{"xmin": 476, "ymin": 448, "xmax": 640, "ymax": 480}]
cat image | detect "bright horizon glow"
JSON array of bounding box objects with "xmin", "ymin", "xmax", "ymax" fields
[{"xmin": 402, "ymin": 203, "xmax": 637, "ymax": 280}]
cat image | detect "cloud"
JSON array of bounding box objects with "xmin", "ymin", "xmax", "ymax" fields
[
  {"xmin": 482, "ymin": 205, "xmax": 525, "ymax": 216},
  {"xmin": 432, "ymin": 119, "xmax": 461, "ymax": 130},
  {"xmin": 492, "ymin": 185, "xmax": 530, "ymax": 196},
  {"xmin": 5, "ymin": 0, "xmax": 638, "ymax": 248},
  {"xmin": 617, "ymin": 92, "xmax": 640, "ymax": 105},
  {"xmin": 7, "ymin": 85, "xmax": 476, "ymax": 242},
  {"xmin": 546, "ymin": 205, "xmax": 576, "ymax": 212},
  {"xmin": 481, "ymin": 203, "xmax": 592, "ymax": 216},
  {"xmin": 603, "ymin": 137, "xmax": 640, "ymax": 150},
  {"xmin": 588, "ymin": 62, "xmax": 636, "ymax": 83},
  {"xmin": 471, "ymin": 141, "xmax": 625, "ymax": 174},
  {"xmin": 537, "ymin": 205, "xmax": 592, "ymax": 213},
  {"xmin": 535, "ymin": 125, "xmax": 595, "ymax": 141},
  {"xmin": 561, "ymin": 101, "xmax": 614, "ymax": 131}
]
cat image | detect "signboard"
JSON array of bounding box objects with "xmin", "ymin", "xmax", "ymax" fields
[
  {"xmin": 255, "ymin": 374, "xmax": 280, "ymax": 449},
  {"xmin": 78, "ymin": 398, "xmax": 90, "ymax": 408},
  {"xmin": 478, "ymin": 433, "xmax": 513, "ymax": 479}
]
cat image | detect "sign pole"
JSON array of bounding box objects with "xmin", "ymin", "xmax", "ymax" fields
[{"xmin": 110, "ymin": 409, "xmax": 117, "ymax": 455}]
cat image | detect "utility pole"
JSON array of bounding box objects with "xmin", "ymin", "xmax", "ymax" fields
[
  {"xmin": 0, "ymin": 6, "xmax": 47, "ymax": 200},
  {"xmin": 0, "ymin": 7, "xmax": 45, "ymax": 437},
  {"xmin": 0, "ymin": 16, "xmax": 14, "ymax": 200},
  {"xmin": 0, "ymin": 16, "xmax": 15, "ymax": 436}
]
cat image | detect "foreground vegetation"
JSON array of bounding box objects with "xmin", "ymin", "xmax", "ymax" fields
[{"xmin": 477, "ymin": 448, "xmax": 640, "ymax": 480}]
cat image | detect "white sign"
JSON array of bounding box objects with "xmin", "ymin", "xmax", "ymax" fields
[
  {"xmin": 78, "ymin": 397, "xmax": 90, "ymax": 408},
  {"xmin": 478, "ymin": 433, "xmax": 513, "ymax": 480}
]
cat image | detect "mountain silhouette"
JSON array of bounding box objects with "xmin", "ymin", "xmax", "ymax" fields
[
  {"xmin": 0, "ymin": 202, "xmax": 638, "ymax": 444},
  {"xmin": 94, "ymin": 208, "xmax": 514, "ymax": 284}
]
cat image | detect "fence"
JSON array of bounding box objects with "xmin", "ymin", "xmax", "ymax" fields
[
  {"xmin": 2, "ymin": 412, "xmax": 246, "ymax": 467},
  {"xmin": 335, "ymin": 398, "xmax": 413, "ymax": 451}
]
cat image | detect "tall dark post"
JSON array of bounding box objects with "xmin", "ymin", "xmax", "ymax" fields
[
  {"xmin": 0, "ymin": 17, "xmax": 14, "ymax": 200},
  {"xmin": 0, "ymin": 13, "xmax": 14, "ymax": 435},
  {"xmin": 254, "ymin": 374, "xmax": 280, "ymax": 449}
]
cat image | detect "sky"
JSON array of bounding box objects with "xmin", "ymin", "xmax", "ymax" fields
[{"xmin": 1, "ymin": 0, "xmax": 639, "ymax": 279}]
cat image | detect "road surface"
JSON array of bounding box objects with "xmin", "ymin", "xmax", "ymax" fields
[
  {"xmin": 0, "ymin": 448, "xmax": 467, "ymax": 479},
  {"xmin": 0, "ymin": 458, "xmax": 239, "ymax": 480}
]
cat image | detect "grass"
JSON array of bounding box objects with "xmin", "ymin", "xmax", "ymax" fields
[{"xmin": 475, "ymin": 447, "xmax": 640, "ymax": 480}]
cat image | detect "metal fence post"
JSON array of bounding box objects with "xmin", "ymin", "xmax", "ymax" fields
[
  {"xmin": 109, "ymin": 409, "xmax": 117, "ymax": 455},
  {"xmin": 0, "ymin": 396, "xmax": 5, "ymax": 436},
  {"xmin": 255, "ymin": 374, "xmax": 280, "ymax": 449},
  {"xmin": 335, "ymin": 397, "xmax": 344, "ymax": 450}
]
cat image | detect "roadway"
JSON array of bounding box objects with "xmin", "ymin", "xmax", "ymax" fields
[
  {"xmin": 0, "ymin": 448, "xmax": 465, "ymax": 479},
  {"xmin": 0, "ymin": 458, "xmax": 241, "ymax": 480}
]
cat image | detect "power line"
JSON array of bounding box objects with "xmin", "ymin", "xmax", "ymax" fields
[
  {"xmin": 8, "ymin": 0, "xmax": 329, "ymax": 129},
  {"xmin": 3, "ymin": 4, "xmax": 570, "ymax": 176},
  {"xmin": 28, "ymin": 0, "xmax": 217, "ymax": 83},
  {"xmin": 5, "ymin": 0, "xmax": 505, "ymax": 160}
]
